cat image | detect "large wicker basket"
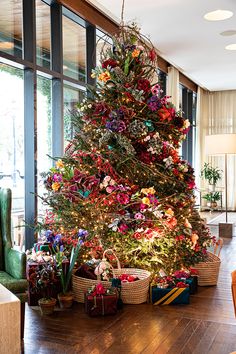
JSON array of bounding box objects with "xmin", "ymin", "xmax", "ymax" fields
[
  {"xmin": 72, "ymin": 249, "xmax": 151, "ymax": 304},
  {"xmin": 194, "ymin": 251, "xmax": 221, "ymax": 286}
]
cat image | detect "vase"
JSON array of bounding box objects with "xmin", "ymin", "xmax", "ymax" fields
[
  {"xmin": 38, "ymin": 298, "xmax": 57, "ymax": 315},
  {"xmin": 58, "ymin": 292, "xmax": 74, "ymax": 309}
]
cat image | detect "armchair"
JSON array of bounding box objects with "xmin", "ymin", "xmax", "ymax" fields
[{"xmin": 0, "ymin": 188, "xmax": 27, "ymax": 338}]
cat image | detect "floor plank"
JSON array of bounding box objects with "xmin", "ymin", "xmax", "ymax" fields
[{"xmin": 22, "ymin": 235, "xmax": 236, "ymax": 354}]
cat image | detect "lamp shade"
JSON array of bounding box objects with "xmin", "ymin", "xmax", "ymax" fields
[{"xmin": 205, "ymin": 134, "xmax": 236, "ymax": 155}]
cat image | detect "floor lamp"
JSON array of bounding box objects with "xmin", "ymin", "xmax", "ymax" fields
[{"xmin": 205, "ymin": 134, "xmax": 236, "ymax": 237}]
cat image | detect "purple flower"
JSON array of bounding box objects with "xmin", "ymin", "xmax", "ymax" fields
[
  {"xmin": 78, "ymin": 229, "xmax": 88, "ymax": 243},
  {"xmin": 147, "ymin": 96, "xmax": 162, "ymax": 112},
  {"xmin": 45, "ymin": 230, "xmax": 54, "ymax": 243},
  {"xmin": 59, "ymin": 245, "xmax": 64, "ymax": 252},
  {"xmin": 106, "ymin": 119, "xmax": 126, "ymax": 132}
]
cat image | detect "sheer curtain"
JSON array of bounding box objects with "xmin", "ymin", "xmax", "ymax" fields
[
  {"xmin": 199, "ymin": 90, "xmax": 236, "ymax": 210},
  {"xmin": 167, "ymin": 66, "xmax": 179, "ymax": 109}
]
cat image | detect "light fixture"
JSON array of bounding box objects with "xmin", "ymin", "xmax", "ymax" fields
[
  {"xmin": 204, "ymin": 9, "xmax": 233, "ymax": 21},
  {"xmin": 225, "ymin": 43, "xmax": 236, "ymax": 50},
  {"xmin": 220, "ymin": 30, "xmax": 236, "ymax": 36},
  {"xmin": 205, "ymin": 134, "xmax": 236, "ymax": 237},
  {"xmin": 0, "ymin": 41, "xmax": 14, "ymax": 50}
]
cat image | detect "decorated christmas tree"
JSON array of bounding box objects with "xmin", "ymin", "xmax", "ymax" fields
[{"xmin": 40, "ymin": 25, "xmax": 212, "ymax": 275}]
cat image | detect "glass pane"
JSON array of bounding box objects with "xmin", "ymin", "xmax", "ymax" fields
[
  {"xmin": 63, "ymin": 15, "xmax": 86, "ymax": 82},
  {"xmin": 37, "ymin": 75, "xmax": 52, "ymax": 216},
  {"xmin": 96, "ymin": 30, "xmax": 112, "ymax": 67},
  {"xmin": 0, "ymin": 64, "xmax": 24, "ymax": 248},
  {"xmin": 36, "ymin": 0, "xmax": 51, "ymax": 69},
  {"xmin": 0, "ymin": 0, "xmax": 23, "ymax": 58},
  {"xmin": 64, "ymin": 84, "xmax": 85, "ymax": 145}
]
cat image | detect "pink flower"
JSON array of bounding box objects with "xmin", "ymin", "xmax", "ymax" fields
[
  {"xmin": 118, "ymin": 224, "xmax": 128, "ymax": 234},
  {"xmin": 134, "ymin": 212, "xmax": 145, "ymax": 220},
  {"xmin": 116, "ymin": 193, "xmax": 130, "ymax": 205},
  {"xmin": 106, "ymin": 186, "xmax": 115, "ymax": 193}
]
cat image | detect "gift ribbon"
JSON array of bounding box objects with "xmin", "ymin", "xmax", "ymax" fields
[{"xmin": 153, "ymin": 287, "xmax": 186, "ymax": 305}]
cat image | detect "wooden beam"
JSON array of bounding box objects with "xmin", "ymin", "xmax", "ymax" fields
[
  {"xmin": 179, "ymin": 72, "xmax": 197, "ymax": 93},
  {"xmin": 57, "ymin": 0, "xmax": 119, "ymax": 34}
]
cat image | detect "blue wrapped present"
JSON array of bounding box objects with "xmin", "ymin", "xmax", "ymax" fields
[
  {"xmin": 186, "ymin": 276, "xmax": 198, "ymax": 295},
  {"xmin": 151, "ymin": 286, "xmax": 190, "ymax": 305}
]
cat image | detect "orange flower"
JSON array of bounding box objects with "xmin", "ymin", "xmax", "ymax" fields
[
  {"xmin": 132, "ymin": 49, "xmax": 140, "ymax": 58},
  {"xmin": 56, "ymin": 159, "xmax": 64, "ymax": 169},
  {"xmin": 141, "ymin": 187, "xmax": 156, "ymax": 195},
  {"xmin": 52, "ymin": 182, "xmax": 61, "ymax": 191},
  {"xmin": 98, "ymin": 71, "xmax": 111, "ymax": 82}
]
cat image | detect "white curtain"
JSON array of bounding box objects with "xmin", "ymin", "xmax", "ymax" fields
[
  {"xmin": 167, "ymin": 66, "xmax": 179, "ymax": 109},
  {"xmin": 199, "ymin": 90, "xmax": 236, "ymax": 210}
]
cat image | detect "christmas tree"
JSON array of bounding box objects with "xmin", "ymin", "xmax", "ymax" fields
[{"xmin": 41, "ymin": 25, "xmax": 211, "ymax": 274}]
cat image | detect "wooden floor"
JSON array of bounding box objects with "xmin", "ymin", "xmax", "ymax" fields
[{"xmin": 22, "ymin": 236, "xmax": 236, "ymax": 354}]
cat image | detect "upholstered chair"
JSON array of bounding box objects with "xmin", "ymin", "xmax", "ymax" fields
[{"xmin": 0, "ymin": 188, "xmax": 27, "ymax": 338}]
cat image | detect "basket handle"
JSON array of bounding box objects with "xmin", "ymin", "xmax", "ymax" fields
[
  {"xmin": 213, "ymin": 238, "xmax": 223, "ymax": 258},
  {"xmin": 102, "ymin": 249, "xmax": 121, "ymax": 271}
]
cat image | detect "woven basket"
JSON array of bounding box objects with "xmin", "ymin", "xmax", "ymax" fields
[
  {"xmin": 72, "ymin": 249, "xmax": 151, "ymax": 304},
  {"xmin": 194, "ymin": 251, "xmax": 221, "ymax": 286}
]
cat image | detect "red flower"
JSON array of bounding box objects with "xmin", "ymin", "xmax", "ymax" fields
[
  {"xmin": 158, "ymin": 106, "xmax": 172, "ymax": 122},
  {"xmin": 137, "ymin": 78, "xmax": 151, "ymax": 93},
  {"xmin": 149, "ymin": 48, "xmax": 156, "ymax": 62},
  {"xmin": 133, "ymin": 232, "xmax": 142, "ymax": 240},
  {"xmin": 176, "ymin": 282, "xmax": 188, "ymax": 288},
  {"xmin": 102, "ymin": 59, "xmax": 118, "ymax": 69}
]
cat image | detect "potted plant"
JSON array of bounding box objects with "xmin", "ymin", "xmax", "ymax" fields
[
  {"xmin": 200, "ymin": 163, "xmax": 222, "ymax": 190},
  {"xmin": 202, "ymin": 191, "xmax": 221, "ymax": 208},
  {"xmin": 35, "ymin": 260, "xmax": 58, "ymax": 315},
  {"xmin": 55, "ymin": 239, "xmax": 82, "ymax": 309}
]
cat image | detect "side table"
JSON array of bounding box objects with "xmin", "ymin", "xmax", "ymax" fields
[{"xmin": 0, "ymin": 284, "xmax": 20, "ymax": 354}]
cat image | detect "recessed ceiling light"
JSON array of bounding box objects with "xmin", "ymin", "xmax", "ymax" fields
[
  {"xmin": 0, "ymin": 41, "xmax": 14, "ymax": 50},
  {"xmin": 220, "ymin": 30, "xmax": 236, "ymax": 36},
  {"xmin": 225, "ymin": 43, "xmax": 236, "ymax": 50},
  {"xmin": 204, "ymin": 9, "xmax": 233, "ymax": 21}
]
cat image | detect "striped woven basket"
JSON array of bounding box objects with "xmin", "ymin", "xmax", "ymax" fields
[
  {"xmin": 72, "ymin": 249, "xmax": 151, "ymax": 304},
  {"xmin": 194, "ymin": 250, "xmax": 221, "ymax": 286}
]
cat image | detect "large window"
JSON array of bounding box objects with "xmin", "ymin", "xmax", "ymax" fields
[
  {"xmin": 179, "ymin": 84, "xmax": 197, "ymax": 168},
  {"xmin": 63, "ymin": 10, "xmax": 86, "ymax": 82},
  {"xmin": 64, "ymin": 83, "xmax": 85, "ymax": 145},
  {"xmin": 0, "ymin": 0, "xmax": 23, "ymax": 58},
  {"xmin": 37, "ymin": 75, "xmax": 52, "ymax": 216},
  {"xmin": 0, "ymin": 1, "xmax": 94, "ymax": 249},
  {"xmin": 36, "ymin": 0, "xmax": 51, "ymax": 69},
  {"xmin": 0, "ymin": 64, "xmax": 24, "ymax": 247}
]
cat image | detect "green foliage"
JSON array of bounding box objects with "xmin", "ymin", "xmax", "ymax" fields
[
  {"xmin": 200, "ymin": 163, "xmax": 222, "ymax": 185},
  {"xmin": 203, "ymin": 191, "xmax": 221, "ymax": 202}
]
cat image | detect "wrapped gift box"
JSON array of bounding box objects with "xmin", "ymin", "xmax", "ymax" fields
[
  {"xmin": 84, "ymin": 293, "xmax": 118, "ymax": 316},
  {"xmin": 151, "ymin": 286, "xmax": 190, "ymax": 305},
  {"xmin": 186, "ymin": 276, "xmax": 198, "ymax": 295}
]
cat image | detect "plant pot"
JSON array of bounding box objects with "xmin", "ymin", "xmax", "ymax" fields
[
  {"xmin": 206, "ymin": 201, "xmax": 217, "ymax": 208},
  {"xmin": 58, "ymin": 292, "xmax": 74, "ymax": 309},
  {"xmin": 38, "ymin": 297, "xmax": 57, "ymax": 315}
]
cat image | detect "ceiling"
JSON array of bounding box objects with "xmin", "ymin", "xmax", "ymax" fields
[{"xmin": 87, "ymin": 0, "xmax": 236, "ymax": 91}]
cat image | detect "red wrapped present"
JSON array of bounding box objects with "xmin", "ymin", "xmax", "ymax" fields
[
  {"xmin": 84, "ymin": 284, "xmax": 117, "ymax": 316},
  {"xmin": 85, "ymin": 293, "xmax": 118, "ymax": 316}
]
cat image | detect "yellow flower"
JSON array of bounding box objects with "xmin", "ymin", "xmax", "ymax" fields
[
  {"xmin": 142, "ymin": 197, "xmax": 150, "ymax": 205},
  {"xmin": 56, "ymin": 159, "xmax": 64, "ymax": 169},
  {"xmin": 165, "ymin": 208, "xmax": 174, "ymax": 217},
  {"xmin": 132, "ymin": 49, "xmax": 140, "ymax": 58},
  {"xmin": 98, "ymin": 71, "xmax": 111, "ymax": 82},
  {"xmin": 91, "ymin": 72, "xmax": 96, "ymax": 78},
  {"xmin": 141, "ymin": 187, "xmax": 156, "ymax": 195},
  {"xmin": 52, "ymin": 182, "xmax": 61, "ymax": 191}
]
